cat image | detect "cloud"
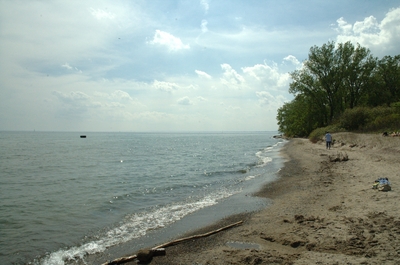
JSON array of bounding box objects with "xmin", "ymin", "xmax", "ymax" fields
[
  {"xmin": 89, "ymin": 8, "xmax": 116, "ymax": 20},
  {"xmin": 61, "ymin": 63, "xmax": 73, "ymax": 70},
  {"xmin": 353, "ymin": 16, "xmax": 379, "ymax": 34},
  {"xmin": 153, "ymin": 80, "xmax": 180, "ymax": 92},
  {"xmin": 256, "ymin": 91, "xmax": 274, "ymax": 105},
  {"xmin": 335, "ymin": 17, "xmax": 353, "ymax": 35},
  {"xmin": 52, "ymin": 91, "xmax": 91, "ymax": 105},
  {"xmin": 283, "ymin": 55, "xmax": 300, "ymax": 66},
  {"xmin": 177, "ymin": 96, "xmax": 193, "ymax": 105},
  {"xmin": 200, "ymin": 0, "xmax": 209, "ymax": 13},
  {"xmin": 149, "ymin": 30, "xmax": 190, "ymax": 51},
  {"xmin": 195, "ymin": 70, "xmax": 212, "ymax": 79},
  {"xmin": 10, "ymin": 1, "xmax": 397, "ymax": 132},
  {"xmin": 201, "ymin": 20, "xmax": 208, "ymax": 33},
  {"xmin": 242, "ymin": 63, "xmax": 290, "ymax": 89},
  {"xmin": 334, "ymin": 7, "xmax": 400, "ymax": 56},
  {"xmin": 61, "ymin": 63, "xmax": 83, "ymax": 73},
  {"xmin": 110, "ymin": 90, "xmax": 133, "ymax": 101},
  {"xmin": 0, "ymin": 0, "xmax": 141, "ymax": 84},
  {"xmin": 220, "ymin": 64, "xmax": 245, "ymax": 88},
  {"xmin": 256, "ymin": 91, "xmax": 286, "ymax": 108},
  {"xmin": 136, "ymin": 111, "xmax": 172, "ymax": 121},
  {"xmin": 51, "ymin": 91, "xmax": 95, "ymax": 117}
]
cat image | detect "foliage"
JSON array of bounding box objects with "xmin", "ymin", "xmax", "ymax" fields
[
  {"xmin": 277, "ymin": 94, "xmax": 326, "ymax": 137},
  {"xmin": 364, "ymin": 114, "xmax": 400, "ymax": 132},
  {"xmin": 339, "ymin": 107, "xmax": 371, "ymax": 131},
  {"xmin": 308, "ymin": 125, "xmax": 346, "ymax": 143},
  {"xmin": 336, "ymin": 105, "xmax": 399, "ymax": 133},
  {"xmin": 360, "ymin": 106, "xmax": 400, "ymax": 132},
  {"xmin": 277, "ymin": 41, "xmax": 400, "ymax": 137},
  {"xmin": 367, "ymin": 55, "xmax": 400, "ymax": 106}
]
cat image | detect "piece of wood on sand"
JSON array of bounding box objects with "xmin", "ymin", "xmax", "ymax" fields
[{"xmin": 102, "ymin": 220, "xmax": 243, "ymax": 265}]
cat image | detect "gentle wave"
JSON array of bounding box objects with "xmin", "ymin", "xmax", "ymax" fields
[
  {"xmin": 38, "ymin": 189, "xmax": 236, "ymax": 265},
  {"xmin": 1, "ymin": 132, "xmax": 285, "ymax": 265}
]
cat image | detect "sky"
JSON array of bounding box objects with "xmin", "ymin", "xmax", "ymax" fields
[{"xmin": 1, "ymin": 1, "xmax": 399, "ymax": 132}]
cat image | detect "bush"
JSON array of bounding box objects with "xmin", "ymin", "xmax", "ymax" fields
[
  {"xmin": 368, "ymin": 106, "xmax": 394, "ymax": 119},
  {"xmin": 364, "ymin": 113, "xmax": 400, "ymax": 132},
  {"xmin": 337, "ymin": 106, "xmax": 400, "ymax": 132},
  {"xmin": 309, "ymin": 125, "xmax": 345, "ymax": 143},
  {"xmin": 339, "ymin": 107, "xmax": 370, "ymax": 131}
]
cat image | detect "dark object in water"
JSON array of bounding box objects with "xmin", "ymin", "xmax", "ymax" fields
[{"xmin": 80, "ymin": 135, "xmax": 86, "ymax": 138}]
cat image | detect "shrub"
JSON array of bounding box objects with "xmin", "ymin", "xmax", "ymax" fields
[
  {"xmin": 339, "ymin": 107, "xmax": 370, "ymax": 131},
  {"xmin": 309, "ymin": 125, "xmax": 345, "ymax": 143},
  {"xmin": 364, "ymin": 113, "xmax": 400, "ymax": 132}
]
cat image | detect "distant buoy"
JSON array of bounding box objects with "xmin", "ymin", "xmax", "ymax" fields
[{"xmin": 80, "ymin": 135, "xmax": 86, "ymax": 138}]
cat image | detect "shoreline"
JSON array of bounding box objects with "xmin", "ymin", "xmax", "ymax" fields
[
  {"xmin": 84, "ymin": 135, "xmax": 285, "ymax": 265},
  {"xmin": 123, "ymin": 132, "xmax": 400, "ymax": 265}
]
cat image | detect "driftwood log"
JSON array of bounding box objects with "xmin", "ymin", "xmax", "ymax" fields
[
  {"xmin": 101, "ymin": 220, "xmax": 243, "ymax": 265},
  {"xmin": 329, "ymin": 152, "xmax": 349, "ymax": 162}
]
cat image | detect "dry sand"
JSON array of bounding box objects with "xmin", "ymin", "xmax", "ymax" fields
[{"xmin": 120, "ymin": 132, "xmax": 400, "ymax": 265}]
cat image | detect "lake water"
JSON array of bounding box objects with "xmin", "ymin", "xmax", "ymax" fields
[{"xmin": 0, "ymin": 131, "xmax": 285, "ymax": 264}]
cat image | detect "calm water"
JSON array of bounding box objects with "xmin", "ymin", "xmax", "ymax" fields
[{"xmin": 0, "ymin": 131, "xmax": 285, "ymax": 264}]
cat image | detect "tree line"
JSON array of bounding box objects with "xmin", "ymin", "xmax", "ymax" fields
[{"xmin": 277, "ymin": 41, "xmax": 400, "ymax": 137}]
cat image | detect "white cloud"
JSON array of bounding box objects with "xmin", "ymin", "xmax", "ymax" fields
[
  {"xmin": 200, "ymin": 0, "xmax": 209, "ymax": 13},
  {"xmin": 61, "ymin": 63, "xmax": 73, "ymax": 70},
  {"xmin": 111, "ymin": 90, "xmax": 133, "ymax": 101},
  {"xmin": 89, "ymin": 8, "xmax": 116, "ymax": 20},
  {"xmin": 256, "ymin": 91, "xmax": 274, "ymax": 106},
  {"xmin": 335, "ymin": 17, "xmax": 353, "ymax": 35},
  {"xmin": 61, "ymin": 63, "xmax": 83, "ymax": 74},
  {"xmin": 136, "ymin": 111, "xmax": 172, "ymax": 121},
  {"xmin": 353, "ymin": 16, "xmax": 379, "ymax": 34},
  {"xmin": 195, "ymin": 70, "xmax": 212, "ymax": 79},
  {"xmin": 256, "ymin": 91, "xmax": 286, "ymax": 108},
  {"xmin": 53, "ymin": 91, "xmax": 91, "ymax": 104},
  {"xmin": 177, "ymin": 96, "xmax": 193, "ymax": 105},
  {"xmin": 5, "ymin": 1, "xmax": 397, "ymax": 132},
  {"xmin": 149, "ymin": 30, "xmax": 190, "ymax": 51},
  {"xmin": 220, "ymin": 64, "xmax": 245, "ymax": 88},
  {"xmin": 153, "ymin": 80, "xmax": 180, "ymax": 93},
  {"xmin": 242, "ymin": 63, "xmax": 290, "ymax": 89},
  {"xmin": 51, "ymin": 91, "xmax": 96, "ymax": 117},
  {"xmin": 335, "ymin": 7, "xmax": 400, "ymax": 56},
  {"xmin": 283, "ymin": 55, "xmax": 300, "ymax": 66},
  {"xmin": 201, "ymin": 20, "xmax": 208, "ymax": 33}
]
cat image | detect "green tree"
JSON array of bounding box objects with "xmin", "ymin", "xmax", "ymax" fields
[
  {"xmin": 340, "ymin": 43, "xmax": 377, "ymax": 109},
  {"xmin": 278, "ymin": 41, "xmax": 378, "ymax": 136},
  {"xmin": 290, "ymin": 41, "xmax": 343, "ymax": 122},
  {"xmin": 368, "ymin": 55, "xmax": 400, "ymax": 106},
  {"xmin": 277, "ymin": 94, "xmax": 326, "ymax": 137}
]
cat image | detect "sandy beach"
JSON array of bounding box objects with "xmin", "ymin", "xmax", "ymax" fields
[{"xmin": 115, "ymin": 132, "xmax": 400, "ymax": 265}]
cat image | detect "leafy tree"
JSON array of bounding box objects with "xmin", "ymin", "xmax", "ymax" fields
[
  {"xmin": 278, "ymin": 41, "xmax": 380, "ymax": 136},
  {"xmin": 290, "ymin": 41, "xmax": 376, "ymax": 121},
  {"xmin": 290, "ymin": 41, "xmax": 343, "ymax": 122},
  {"xmin": 368, "ymin": 55, "xmax": 400, "ymax": 106},
  {"xmin": 276, "ymin": 40, "xmax": 400, "ymax": 136},
  {"xmin": 339, "ymin": 43, "xmax": 377, "ymax": 109},
  {"xmin": 277, "ymin": 94, "xmax": 326, "ymax": 137}
]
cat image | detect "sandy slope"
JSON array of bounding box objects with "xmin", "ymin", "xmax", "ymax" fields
[{"xmin": 122, "ymin": 132, "xmax": 400, "ymax": 265}]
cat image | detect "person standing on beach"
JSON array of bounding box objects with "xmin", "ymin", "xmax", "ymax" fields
[{"xmin": 325, "ymin": 132, "xmax": 332, "ymax": 149}]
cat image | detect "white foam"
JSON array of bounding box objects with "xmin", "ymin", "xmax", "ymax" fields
[
  {"xmin": 39, "ymin": 189, "xmax": 235, "ymax": 265},
  {"xmin": 244, "ymin": 175, "xmax": 256, "ymax": 181},
  {"xmin": 255, "ymin": 149, "xmax": 272, "ymax": 167}
]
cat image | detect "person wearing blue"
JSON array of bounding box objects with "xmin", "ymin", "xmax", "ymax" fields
[{"xmin": 325, "ymin": 132, "xmax": 332, "ymax": 149}]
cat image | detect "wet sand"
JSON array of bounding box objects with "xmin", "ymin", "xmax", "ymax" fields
[{"xmin": 110, "ymin": 132, "xmax": 400, "ymax": 265}]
